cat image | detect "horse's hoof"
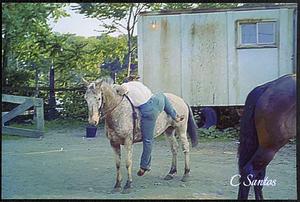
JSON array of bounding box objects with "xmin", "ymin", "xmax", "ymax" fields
[
  {"xmin": 111, "ymin": 187, "xmax": 121, "ymax": 193},
  {"xmin": 164, "ymin": 174, "xmax": 175, "ymax": 180},
  {"xmin": 122, "ymin": 181, "xmax": 132, "ymax": 194},
  {"xmin": 122, "ymin": 187, "xmax": 132, "ymax": 194},
  {"xmin": 181, "ymin": 174, "xmax": 190, "ymax": 182}
]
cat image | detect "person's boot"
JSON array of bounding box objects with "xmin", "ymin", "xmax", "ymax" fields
[{"xmin": 137, "ymin": 168, "xmax": 151, "ymax": 176}]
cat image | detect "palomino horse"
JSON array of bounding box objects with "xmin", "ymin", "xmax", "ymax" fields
[
  {"xmin": 238, "ymin": 74, "xmax": 296, "ymax": 199},
  {"xmin": 83, "ymin": 78, "xmax": 198, "ymax": 193}
]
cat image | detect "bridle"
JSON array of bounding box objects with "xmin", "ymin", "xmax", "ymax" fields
[{"xmin": 98, "ymin": 94, "xmax": 124, "ymax": 120}]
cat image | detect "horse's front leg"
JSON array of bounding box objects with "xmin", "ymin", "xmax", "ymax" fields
[
  {"xmin": 122, "ymin": 137, "xmax": 133, "ymax": 194},
  {"xmin": 110, "ymin": 140, "xmax": 122, "ymax": 193}
]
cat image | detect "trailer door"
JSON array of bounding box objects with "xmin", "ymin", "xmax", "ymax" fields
[{"xmin": 227, "ymin": 9, "xmax": 295, "ymax": 105}]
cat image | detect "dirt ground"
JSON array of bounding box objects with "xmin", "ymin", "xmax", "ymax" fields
[{"xmin": 2, "ymin": 122, "xmax": 297, "ymax": 199}]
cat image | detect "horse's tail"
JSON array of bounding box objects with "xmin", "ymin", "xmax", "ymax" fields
[
  {"xmin": 186, "ymin": 104, "xmax": 198, "ymax": 147},
  {"xmin": 238, "ymin": 85, "xmax": 268, "ymax": 170}
]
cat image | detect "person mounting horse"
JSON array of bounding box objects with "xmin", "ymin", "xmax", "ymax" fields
[
  {"xmin": 114, "ymin": 74, "xmax": 184, "ymax": 176},
  {"xmin": 83, "ymin": 75, "xmax": 198, "ymax": 193}
]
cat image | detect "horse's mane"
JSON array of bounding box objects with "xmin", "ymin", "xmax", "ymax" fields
[
  {"xmin": 100, "ymin": 81, "xmax": 125, "ymax": 107},
  {"xmin": 101, "ymin": 82, "xmax": 116, "ymax": 101}
]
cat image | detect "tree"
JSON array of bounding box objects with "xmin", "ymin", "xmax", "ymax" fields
[
  {"xmin": 75, "ymin": 3, "xmax": 240, "ymax": 77},
  {"xmin": 75, "ymin": 3, "xmax": 152, "ymax": 77},
  {"xmin": 46, "ymin": 34, "xmax": 129, "ymax": 118},
  {"xmin": 2, "ymin": 3, "xmax": 70, "ymax": 120},
  {"xmin": 2, "ymin": 3, "xmax": 69, "ymax": 90},
  {"xmin": 156, "ymin": 3, "xmax": 240, "ymax": 10}
]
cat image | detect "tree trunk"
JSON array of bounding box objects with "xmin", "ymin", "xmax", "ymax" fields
[
  {"xmin": 2, "ymin": 33, "xmax": 10, "ymax": 87},
  {"xmin": 126, "ymin": 5, "xmax": 134, "ymax": 77},
  {"xmin": 48, "ymin": 61, "xmax": 57, "ymax": 120},
  {"xmin": 127, "ymin": 39, "xmax": 132, "ymax": 77},
  {"xmin": 33, "ymin": 63, "xmax": 39, "ymax": 122},
  {"xmin": 34, "ymin": 64, "xmax": 39, "ymax": 98}
]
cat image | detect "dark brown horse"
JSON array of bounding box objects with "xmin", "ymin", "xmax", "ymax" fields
[{"xmin": 238, "ymin": 74, "xmax": 296, "ymax": 200}]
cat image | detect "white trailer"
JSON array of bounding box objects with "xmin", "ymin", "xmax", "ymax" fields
[{"xmin": 137, "ymin": 4, "xmax": 297, "ymax": 108}]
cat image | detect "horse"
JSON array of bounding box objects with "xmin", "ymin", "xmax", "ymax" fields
[
  {"xmin": 83, "ymin": 78, "xmax": 199, "ymax": 193},
  {"xmin": 237, "ymin": 74, "xmax": 296, "ymax": 200}
]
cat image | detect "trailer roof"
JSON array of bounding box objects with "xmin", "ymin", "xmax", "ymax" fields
[{"xmin": 139, "ymin": 4, "xmax": 297, "ymax": 16}]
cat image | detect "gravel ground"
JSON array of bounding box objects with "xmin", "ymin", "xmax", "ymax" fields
[{"xmin": 1, "ymin": 122, "xmax": 297, "ymax": 199}]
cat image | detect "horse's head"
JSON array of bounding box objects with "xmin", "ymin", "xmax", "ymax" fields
[{"xmin": 83, "ymin": 79, "xmax": 104, "ymax": 126}]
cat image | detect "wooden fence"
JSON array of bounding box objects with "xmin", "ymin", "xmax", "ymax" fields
[{"xmin": 2, "ymin": 94, "xmax": 44, "ymax": 138}]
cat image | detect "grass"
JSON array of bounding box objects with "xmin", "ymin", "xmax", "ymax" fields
[
  {"xmin": 3, "ymin": 119, "xmax": 238, "ymax": 143},
  {"xmin": 155, "ymin": 125, "xmax": 239, "ymax": 143},
  {"xmin": 198, "ymin": 135, "xmax": 237, "ymax": 143},
  {"xmin": 2, "ymin": 134, "xmax": 27, "ymax": 140},
  {"xmin": 2, "ymin": 122, "xmax": 37, "ymax": 140},
  {"xmin": 2, "ymin": 119, "xmax": 105, "ymax": 140},
  {"xmin": 4, "ymin": 119, "xmax": 91, "ymax": 131},
  {"xmin": 44, "ymin": 119, "xmax": 87, "ymax": 131}
]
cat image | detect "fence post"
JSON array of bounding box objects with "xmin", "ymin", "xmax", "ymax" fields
[{"xmin": 35, "ymin": 98, "xmax": 44, "ymax": 132}]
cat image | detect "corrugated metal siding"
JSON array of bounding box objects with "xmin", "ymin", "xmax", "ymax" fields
[
  {"xmin": 279, "ymin": 8, "xmax": 295, "ymax": 75},
  {"xmin": 139, "ymin": 15, "xmax": 182, "ymax": 96},
  {"xmin": 181, "ymin": 12, "xmax": 228, "ymax": 106}
]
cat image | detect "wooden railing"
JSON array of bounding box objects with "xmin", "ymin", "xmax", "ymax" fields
[{"xmin": 2, "ymin": 94, "xmax": 44, "ymax": 138}]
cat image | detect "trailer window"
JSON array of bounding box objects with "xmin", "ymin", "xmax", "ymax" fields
[
  {"xmin": 238, "ymin": 21, "xmax": 276, "ymax": 48},
  {"xmin": 257, "ymin": 22, "xmax": 275, "ymax": 44},
  {"xmin": 241, "ymin": 23, "xmax": 256, "ymax": 44}
]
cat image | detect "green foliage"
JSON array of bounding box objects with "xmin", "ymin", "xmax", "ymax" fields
[
  {"xmin": 198, "ymin": 126, "xmax": 239, "ymax": 140},
  {"xmin": 4, "ymin": 68, "xmax": 34, "ymax": 90},
  {"xmin": 53, "ymin": 34, "xmax": 128, "ymax": 87},
  {"xmin": 2, "ymin": 3, "xmax": 69, "ymax": 96},
  {"xmin": 152, "ymin": 3, "xmax": 240, "ymax": 10},
  {"xmin": 47, "ymin": 34, "xmax": 128, "ymax": 119},
  {"xmin": 75, "ymin": 3, "xmax": 150, "ymax": 76},
  {"xmin": 57, "ymin": 90, "xmax": 87, "ymax": 120},
  {"xmin": 2, "ymin": 3, "xmax": 69, "ymax": 66},
  {"xmin": 115, "ymin": 68, "xmax": 138, "ymax": 84}
]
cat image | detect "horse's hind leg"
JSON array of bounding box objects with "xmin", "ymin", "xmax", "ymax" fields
[
  {"xmin": 254, "ymin": 167, "xmax": 266, "ymax": 200},
  {"xmin": 110, "ymin": 141, "xmax": 122, "ymax": 193},
  {"xmin": 122, "ymin": 138, "xmax": 133, "ymax": 194},
  {"xmin": 164, "ymin": 128, "xmax": 179, "ymax": 180},
  {"xmin": 176, "ymin": 127, "xmax": 191, "ymax": 182},
  {"xmin": 238, "ymin": 171, "xmax": 251, "ymax": 199},
  {"xmin": 239, "ymin": 146, "xmax": 275, "ymax": 199}
]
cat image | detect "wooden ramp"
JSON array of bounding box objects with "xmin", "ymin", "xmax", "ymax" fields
[{"xmin": 2, "ymin": 94, "xmax": 44, "ymax": 138}]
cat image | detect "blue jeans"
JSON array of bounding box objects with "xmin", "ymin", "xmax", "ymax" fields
[{"xmin": 138, "ymin": 92, "xmax": 177, "ymax": 170}]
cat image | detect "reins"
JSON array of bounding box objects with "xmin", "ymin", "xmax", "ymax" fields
[{"xmin": 99, "ymin": 95, "xmax": 124, "ymax": 120}]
